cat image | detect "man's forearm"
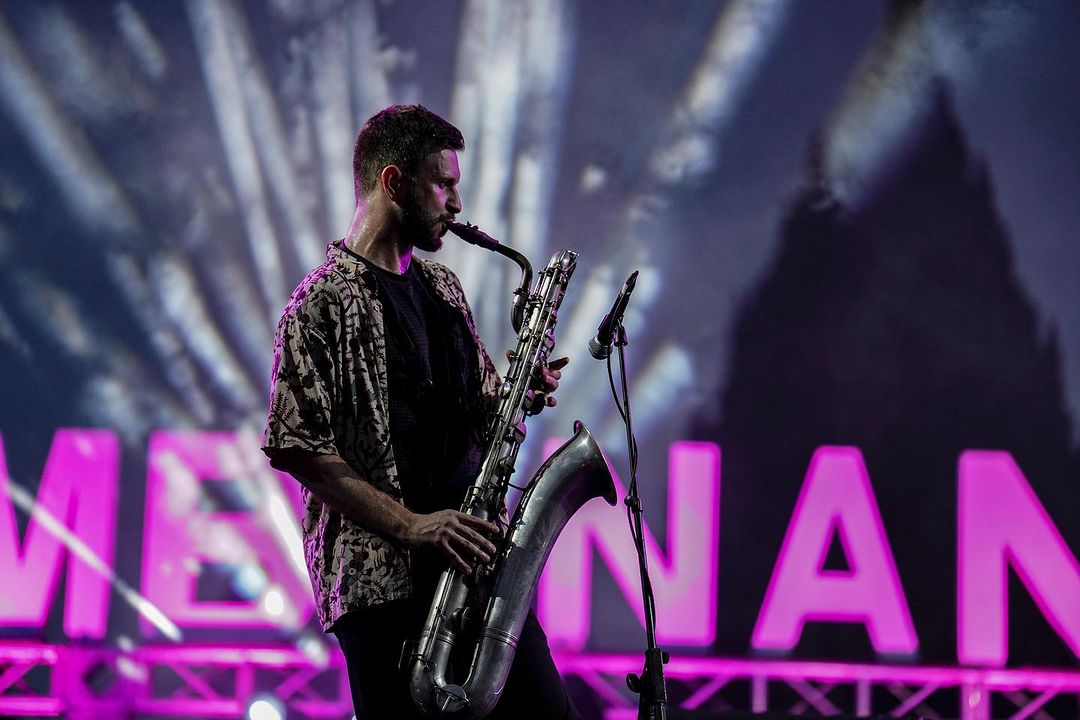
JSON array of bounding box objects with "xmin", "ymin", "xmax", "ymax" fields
[
  {"xmin": 270, "ymin": 449, "xmax": 501, "ymax": 574},
  {"xmin": 272, "ymin": 451, "xmax": 413, "ymax": 541}
]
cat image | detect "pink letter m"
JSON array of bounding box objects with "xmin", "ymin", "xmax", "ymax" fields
[{"xmin": 0, "ymin": 429, "xmax": 118, "ymax": 638}]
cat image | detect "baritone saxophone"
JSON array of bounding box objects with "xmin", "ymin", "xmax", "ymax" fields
[{"xmin": 407, "ymin": 221, "xmax": 617, "ymax": 717}]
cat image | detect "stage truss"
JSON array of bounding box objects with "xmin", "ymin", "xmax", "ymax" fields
[
  {"xmin": 556, "ymin": 655, "xmax": 1080, "ymax": 720},
  {"xmin": 2, "ymin": 643, "xmax": 1080, "ymax": 719}
]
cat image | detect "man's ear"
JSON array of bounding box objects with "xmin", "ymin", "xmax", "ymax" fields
[{"xmin": 378, "ymin": 165, "xmax": 406, "ymax": 205}]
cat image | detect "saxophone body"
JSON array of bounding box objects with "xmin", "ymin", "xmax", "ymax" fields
[{"xmin": 408, "ymin": 226, "xmax": 617, "ymax": 717}]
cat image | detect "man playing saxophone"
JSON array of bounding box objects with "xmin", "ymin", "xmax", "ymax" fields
[{"xmin": 262, "ymin": 105, "xmax": 579, "ymax": 719}]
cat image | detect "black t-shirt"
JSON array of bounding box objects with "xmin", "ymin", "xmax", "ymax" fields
[
  {"xmin": 343, "ymin": 247, "xmax": 485, "ymax": 589},
  {"xmin": 361, "ymin": 257, "xmax": 441, "ymax": 498}
]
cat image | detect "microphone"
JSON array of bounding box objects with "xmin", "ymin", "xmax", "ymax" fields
[{"xmin": 589, "ymin": 270, "xmax": 639, "ymax": 360}]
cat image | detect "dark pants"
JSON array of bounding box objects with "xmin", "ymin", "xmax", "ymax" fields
[{"xmin": 334, "ymin": 597, "xmax": 580, "ymax": 719}]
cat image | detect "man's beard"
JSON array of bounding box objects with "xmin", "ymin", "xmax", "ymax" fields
[{"xmin": 401, "ymin": 192, "xmax": 444, "ymax": 253}]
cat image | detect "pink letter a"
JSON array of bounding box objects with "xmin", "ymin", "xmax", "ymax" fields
[{"xmin": 753, "ymin": 446, "xmax": 918, "ymax": 655}]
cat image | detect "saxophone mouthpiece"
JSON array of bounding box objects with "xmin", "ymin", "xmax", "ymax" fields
[{"xmin": 448, "ymin": 221, "xmax": 500, "ymax": 251}]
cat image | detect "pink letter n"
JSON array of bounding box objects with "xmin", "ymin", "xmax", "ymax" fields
[
  {"xmin": 539, "ymin": 440, "xmax": 720, "ymax": 650},
  {"xmin": 753, "ymin": 446, "xmax": 918, "ymax": 655},
  {"xmin": 958, "ymin": 451, "xmax": 1080, "ymax": 666},
  {"xmin": 0, "ymin": 429, "xmax": 118, "ymax": 638}
]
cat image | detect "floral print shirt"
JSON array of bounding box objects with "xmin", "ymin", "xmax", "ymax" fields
[{"xmin": 262, "ymin": 243, "xmax": 500, "ymax": 631}]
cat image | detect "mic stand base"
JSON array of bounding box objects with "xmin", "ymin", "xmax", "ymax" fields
[{"xmin": 626, "ymin": 647, "xmax": 670, "ymax": 720}]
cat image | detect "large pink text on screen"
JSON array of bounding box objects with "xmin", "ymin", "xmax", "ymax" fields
[{"xmin": 2, "ymin": 429, "xmax": 1080, "ymax": 667}]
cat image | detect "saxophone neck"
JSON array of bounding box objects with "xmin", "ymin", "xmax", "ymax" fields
[
  {"xmin": 448, "ymin": 221, "xmax": 533, "ymax": 332},
  {"xmin": 498, "ymin": 245, "xmax": 532, "ymax": 333}
]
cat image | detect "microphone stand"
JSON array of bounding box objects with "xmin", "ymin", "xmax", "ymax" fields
[{"xmin": 610, "ymin": 322, "xmax": 669, "ymax": 720}]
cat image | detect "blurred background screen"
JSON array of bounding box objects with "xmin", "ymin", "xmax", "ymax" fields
[{"xmin": 1, "ymin": 1, "xmax": 1079, "ymax": 718}]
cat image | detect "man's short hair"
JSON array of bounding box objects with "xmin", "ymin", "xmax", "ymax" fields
[{"xmin": 352, "ymin": 105, "xmax": 464, "ymax": 198}]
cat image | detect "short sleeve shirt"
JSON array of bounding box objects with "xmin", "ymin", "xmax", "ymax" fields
[{"xmin": 262, "ymin": 242, "xmax": 500, "ymax": 631}]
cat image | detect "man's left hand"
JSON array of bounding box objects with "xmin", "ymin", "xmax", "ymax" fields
[
  {"xmin": 532, "ymin": 354, "xmax": 569, "ymax": 408},
  {"xmin": 509, "ymin": 353, "xmax": 569, "ymax": 409}
]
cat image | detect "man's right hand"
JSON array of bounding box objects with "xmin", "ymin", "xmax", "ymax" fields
[{"xmin": 402, "ymin": 510, "xmax": 501, "ymax": 575}]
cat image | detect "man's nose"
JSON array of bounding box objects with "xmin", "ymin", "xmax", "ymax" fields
[{"xmin": 447, "ymin": 188, "xmax": 462, "ymax": 215}]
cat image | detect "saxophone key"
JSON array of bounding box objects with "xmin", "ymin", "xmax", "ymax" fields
[
  {"xmin": 522, "ymin": 390, "xmax": 545, "ymax": 415},
  {"xmin": 506, "ymin": 421, "xmax": 527, "ymax": 443},
  {"xmin": 496, "ymin": 456, "xmax": 517, "ymax": 478}
]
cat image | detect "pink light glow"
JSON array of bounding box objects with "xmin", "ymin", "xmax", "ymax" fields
[
  {"xmin": 140, "ymin": 430, "xmax": 313, "ymax": 634},
  {"xmin": 539, "ymin": 440, "xmax": 721, "ymax": 650},
  {"xmin": 0, "ymin": 429, "xmax": 117, "ymax": 638},
  {"xmin": 958, "ymin": 451, "xmax": 1080, "ymax": 666},
  {"xmin": 752, "ymin": 446, "xmax": 918, "ymax": 655}
]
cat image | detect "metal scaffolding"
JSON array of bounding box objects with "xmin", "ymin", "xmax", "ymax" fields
[{"xmin": 555, "ymin": 654, "xmax": 1080, "ymax": 720}]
